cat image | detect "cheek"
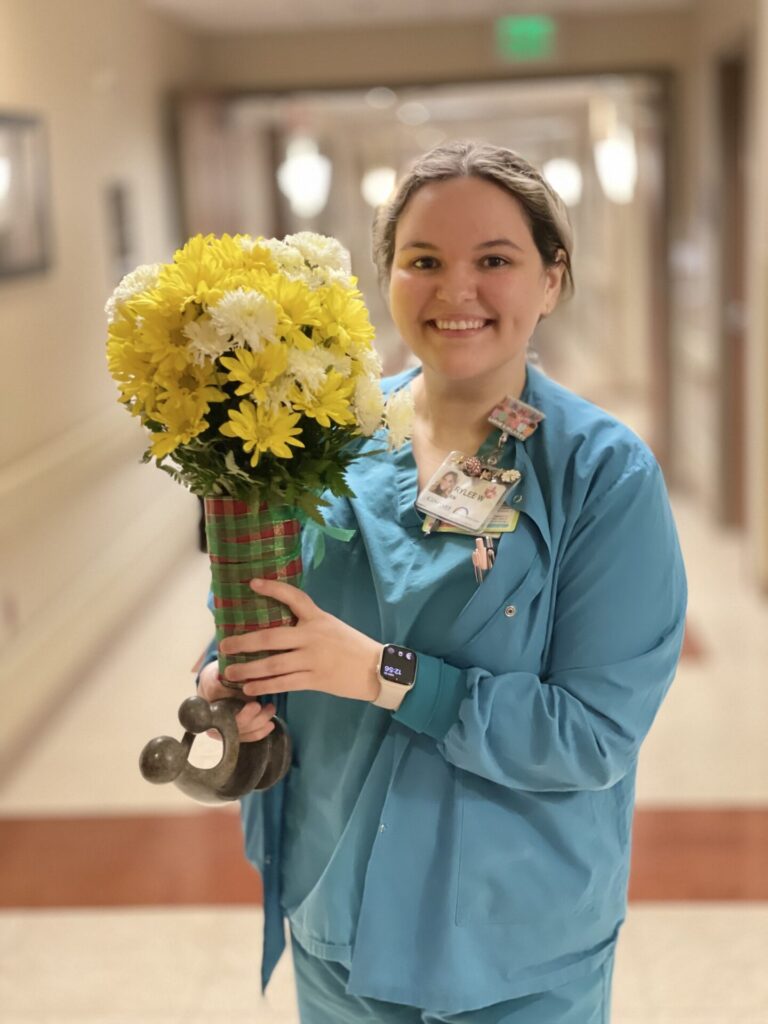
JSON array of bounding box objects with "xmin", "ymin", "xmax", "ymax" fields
[
  {"xmin": 493, "ymin": 279, "xmax": 546, "ymax": 323},
  {"xmin": 389, "ymin": 274, "xmax": 427, "ymax": 325}
]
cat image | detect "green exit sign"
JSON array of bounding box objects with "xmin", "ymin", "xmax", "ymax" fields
[{"xmin": 495, "ymin": 15, "xmax": 556, "ymax": 61}]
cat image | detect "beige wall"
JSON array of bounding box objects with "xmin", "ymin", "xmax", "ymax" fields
[
  {"xmin": 0, "ymin": 0, "xmax": 202, "ymax": 754},
  {"xmin": 746, "ymin": 0, "xmax": 768, "ymax": 585}
]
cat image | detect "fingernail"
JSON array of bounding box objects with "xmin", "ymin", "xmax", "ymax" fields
[{"xmin": 250, "ymin": 578, "xmax": 265, "ymax": 589}]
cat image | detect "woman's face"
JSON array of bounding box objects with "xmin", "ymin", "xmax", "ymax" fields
[{"xmin": 388, "ymin": 176, "xmax": 563, "ymax": 392}]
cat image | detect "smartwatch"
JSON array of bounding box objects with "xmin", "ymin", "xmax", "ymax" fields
[{"xmin": 372, "ymin": 644, "xmax": 417, "ymax": 710}]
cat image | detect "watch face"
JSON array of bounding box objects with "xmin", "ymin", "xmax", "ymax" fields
[{"xmin": 380, "ymin": 645, "xmax": 417, "ymax": 687}]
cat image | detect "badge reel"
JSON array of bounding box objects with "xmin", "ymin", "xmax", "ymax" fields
[
  {"xmin": 415, "ymin": 394, "xmax": 542, "ymax": 583},
  {"xmin": 487, "ymin": 395, "xmax": 545, "ymax": 441}
]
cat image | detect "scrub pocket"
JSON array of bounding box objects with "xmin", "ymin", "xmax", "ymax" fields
[
  {"xmin": 455, "ymin": 782, "xmax": 629, "ymax": 928},
  {"xmin": 442, "ymin": 509, "xmax": 550, "ymax": 662}
]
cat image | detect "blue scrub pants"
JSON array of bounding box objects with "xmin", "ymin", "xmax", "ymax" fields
[{"xmin": 290, "ymin": 934, "xmax": 614, "ymax": 1024}]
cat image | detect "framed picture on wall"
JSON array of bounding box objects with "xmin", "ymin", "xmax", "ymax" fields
[
  {"xmin": 0, "ymin": 113, "xmax": 51, "ymax": 278},
  {"xmin": 105, "ymin": 181, "xmax": 135, "ymax": 284}
]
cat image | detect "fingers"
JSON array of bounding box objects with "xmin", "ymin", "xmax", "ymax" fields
[
  {"xmin": 242, "ymin": 671, "xmax": 313, "ymax": 697},
  {"xmin": 224, "ymin": 649, "xmax": 303, "ymax": 685},
  {"xmin": 249, "ymin": 577, "xmax": 318, "ymax": 619},
  {"xmin": 219, "ymin": 624, "xmax": 299, "ymax": 657},
  {"xmin": 235, "ymin": 700, "xmax": 276, "ymax": 743},
  {"xmin": 197, "ymin": 660, "xmax": 232, "ymax": 703}
]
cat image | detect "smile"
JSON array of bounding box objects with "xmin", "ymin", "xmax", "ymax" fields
[{"xmin": 428, "ymin": 318, "xmax": 492, "ymax": 331}]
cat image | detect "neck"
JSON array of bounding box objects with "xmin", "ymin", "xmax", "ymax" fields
[{"xmin": 412, "ymin": 363, "xmax": 527, "ymax": 452}]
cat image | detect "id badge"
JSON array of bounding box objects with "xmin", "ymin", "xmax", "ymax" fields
[{"xmin": 416, "ymin": 452, "xmax": 512, "ymax": 532}]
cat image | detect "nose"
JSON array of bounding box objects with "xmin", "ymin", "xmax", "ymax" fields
[{"xmin": 435, "ymin": 264, "xmax": 478, "ymax": 304}]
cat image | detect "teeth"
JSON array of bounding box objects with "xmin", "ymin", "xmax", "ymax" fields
[{"xmin": 433, "ymin": 319, "xmax": 486, "ymax": 330}]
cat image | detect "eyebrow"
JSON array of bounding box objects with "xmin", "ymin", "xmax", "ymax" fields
[{"xmin": 398, "ymin": 238, "xmax": 525, "ymax": 253}]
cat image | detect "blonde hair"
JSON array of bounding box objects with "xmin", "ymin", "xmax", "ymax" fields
[{"xmin": 372, "ymin": 140, "xmax": 574, "ymax": 300}]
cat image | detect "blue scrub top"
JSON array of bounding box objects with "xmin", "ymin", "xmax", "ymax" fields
[{"xmin": 233, "ymin": 362, "xmax": 687, "ymax": 1013}]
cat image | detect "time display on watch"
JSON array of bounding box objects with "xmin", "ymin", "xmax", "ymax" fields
[{"xmin": 380, "ymin": 645, "xmax": 417, "ymax": 687}]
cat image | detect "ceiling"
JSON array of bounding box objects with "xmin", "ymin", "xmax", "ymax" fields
[{"xmin": 144, "ymin": 0, "xmax": 692, "ymax": 34}]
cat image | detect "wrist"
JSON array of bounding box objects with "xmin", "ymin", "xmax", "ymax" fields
[
  {"xmin": 364, "ymin": 641, "xmax": 383, "ymax": 701},
  {"xmin": 372, "ymin": 644, "xmax": 417, "ymax": 710}
]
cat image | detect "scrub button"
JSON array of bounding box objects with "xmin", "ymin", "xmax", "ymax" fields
[{"xmin": 504, "ymin": 605, "xmax": 517, "ymax": 618}]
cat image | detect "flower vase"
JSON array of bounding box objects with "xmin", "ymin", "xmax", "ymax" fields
[{"xmin": 139, "ymin": 497, "xmax": 299, "ymax": 803}]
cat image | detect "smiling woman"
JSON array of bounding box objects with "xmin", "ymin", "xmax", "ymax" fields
[
  {"xmin": 387, "ymin": 176, "xmax": 565, "ymax": 401},
  {"xmin": 196, "ymin": 140, "xmax": 687, "ymax": 1023}
]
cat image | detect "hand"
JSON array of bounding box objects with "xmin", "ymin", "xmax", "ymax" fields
[
  {"xmin": 197, "ymin": 658, "xmax": 277, "ymax": 743},
  {"xmin": 218, "ymin": 578, "xmax": 382, "ymax": 703}
]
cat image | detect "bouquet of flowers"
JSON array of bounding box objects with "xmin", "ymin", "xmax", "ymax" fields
[{"xmin": 107, "ymin": 231, "xmax": 412, "ymax": 798}]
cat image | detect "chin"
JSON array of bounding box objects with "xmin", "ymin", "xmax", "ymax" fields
[{"xmin": 423, "ymin": 356, "xmax": 510, "ymax": 384}]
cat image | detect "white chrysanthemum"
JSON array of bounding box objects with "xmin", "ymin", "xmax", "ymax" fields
[
  {"xmin": 183, "ymin": 316, "xmax": 230, "ymax": 365},
  {"xmin": 287, "ymin": 348, "xmax": 328, "ymax": 394},
  {"xmin": 261, "ymin": 376, "xmax": 296, "ymax": 412},
  {"xmin": 210, "ymin": 288, "xmax": 278, "ymax": 350},
  {"xmin": 260, "ymin": 238, "xmax": 306, "ymax": 279},
  {"xmin": 285, "ymin": 232, "xmax": 352, "ymax": 276},
  {"xmin": 323, "ymin": 266, "xmax": 355, "ymax": 287},
  {"xmin": 356, "ymin": 346, "xmax": 383, "ymax": 377},
  {"xmin": 354, "ymin": 375, "xmax": 385, "ymax": 436},
  {"xmin": 105, "ymin": 263, "xmax": 161, "ymax": 324},
  {"xmin": 325, "ymin": 350, "xmax": 353, "ymax": 377},
  {"xmin": 384, "ymin": 385, "xmax": 415, "ymax": 450},
  {"xmin": 268, "ymin": 232, "xmax": 354, "ymax": 289}
]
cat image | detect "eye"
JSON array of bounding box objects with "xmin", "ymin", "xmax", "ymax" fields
[
  {"xmin": 411, "ymin": 256, "xmax": 439, "ymax": 270},
  {"xmin": 480, "ymin": 255, "xmax": 511, "ymax": 269}
]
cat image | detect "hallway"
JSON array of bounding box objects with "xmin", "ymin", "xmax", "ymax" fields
[{"xmin": 0, "ymin": 489, "xmax": 766, "ymax": 1023}]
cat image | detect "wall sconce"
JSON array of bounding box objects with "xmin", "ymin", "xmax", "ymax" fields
[
  {"xmin": 594, "ymin": 125, "xmax": 637, "ymax": 205},
  {"xmin": 361, "ymin": 166, "xmax": 397, "ymax": 208},
  {"xmin": 542, "ymin": 157, "xmax": 583, "ymax": 207},
  {"xmin": 277, "ymin": 135, "xmax": 331, "ymax": 219}
]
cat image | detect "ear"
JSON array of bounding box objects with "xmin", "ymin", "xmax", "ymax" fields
[{"xmin": 540, "ymin": 256, "xmax": 566, "ymax": 318}]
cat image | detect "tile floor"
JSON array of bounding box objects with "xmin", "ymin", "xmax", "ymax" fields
[{"xmin": 1, "ymin": 488, "xmax": 767, "ymax": 1023}]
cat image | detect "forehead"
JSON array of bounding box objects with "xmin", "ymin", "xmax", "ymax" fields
[{"xmin": 395, "ymin": 176, "xmax": 533, "ymax": 247}]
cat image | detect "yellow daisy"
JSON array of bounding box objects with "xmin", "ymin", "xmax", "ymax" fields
[
  {"xmin": 150, "ymin": 395, "xmax": 209, "ymax": 457},
  {"xmin": 219, "ymin": 400, "xmax": 305, "ymax": 466},
  {"xmin": 220, "ymin": 345, "xmax": 288, "ymax": 402},
  {"xmin": 292, "ymin": 370, "xmax": 356, "ymax": 428}
]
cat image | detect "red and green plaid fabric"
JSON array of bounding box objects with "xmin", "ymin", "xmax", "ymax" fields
[{"xmin": 204, "ymin": 498, "xmax": 303, "ymax": 685}]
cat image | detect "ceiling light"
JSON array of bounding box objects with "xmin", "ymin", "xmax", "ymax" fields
[
  {"xmin": 365, "ymin": 87, "xmax": 397, "ymax": 110},
  {"xmin": 396, "ymin": 102, "xmax": 430, "ymax": 126}
]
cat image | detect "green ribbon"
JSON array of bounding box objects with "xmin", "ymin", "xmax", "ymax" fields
[{"xmin": 300, "ymin": 517, "xmax": 356, "ymax": 568}]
